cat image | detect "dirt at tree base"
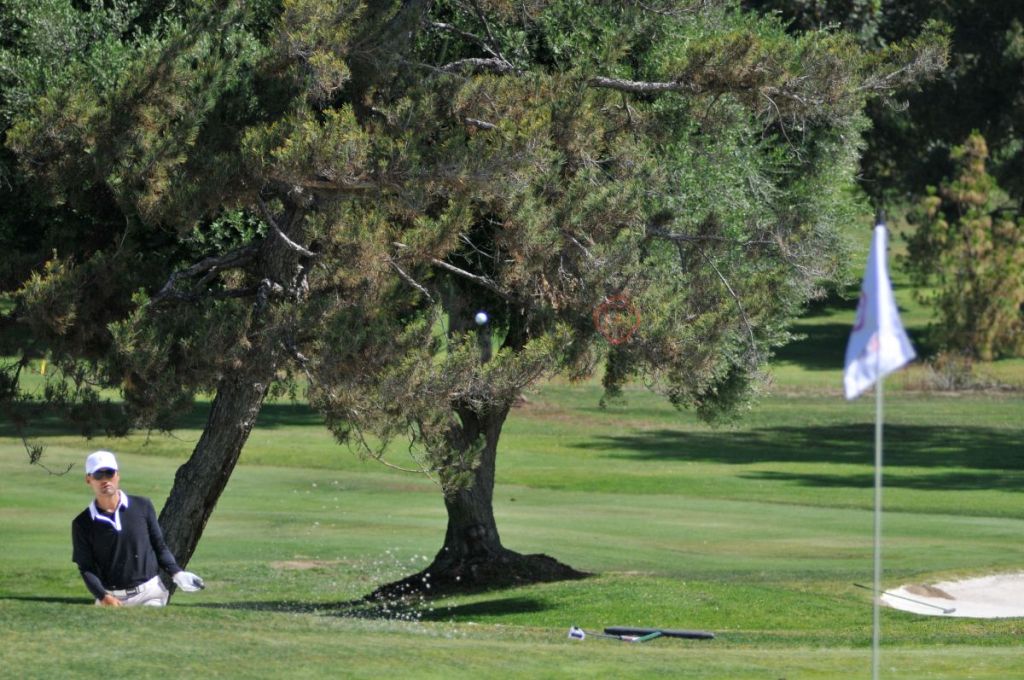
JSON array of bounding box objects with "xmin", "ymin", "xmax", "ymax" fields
[{"xmin": 365, "ymin": 549, "xmax": 589, "ymax": 601}]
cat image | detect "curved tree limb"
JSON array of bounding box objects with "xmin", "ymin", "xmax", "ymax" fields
[
  {"xmin": 695, "ymin": 246, "xmax": 761, "ymax": 368},
  {"xmin": 388, "ymin": 257, "xmax": 435, "ymax": 302},
  {"xmin": 440, "ymin": 57, "xmax": 517, "ymax": 75},
  {"xmin": 430, "ymin": 258, "xmax": 511, "ymax": 301},
  {"xmin": 588, "ymin": 76, "xmax": 698, "ymax": 94},
  {"xmin": 152, "ymin": 243, "xmax": 260, "ymax": 303},
  {"xmin": 257, "ymin": 196, "xmax": 318, "ymax": 258}
]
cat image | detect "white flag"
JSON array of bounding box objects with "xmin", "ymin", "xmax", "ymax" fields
[{"xmin": 843, "ymin": 223, "xmax": 916, "ymax": 400}]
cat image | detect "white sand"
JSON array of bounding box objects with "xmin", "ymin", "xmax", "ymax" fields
[{"xmin": 881, "ymin": 572, "xmax": 1024, "ymax": 618}]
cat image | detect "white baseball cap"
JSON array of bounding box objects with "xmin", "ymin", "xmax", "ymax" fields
[{"xmin": 85, "ymin": 450, "xmax": 119, "ymax": 475}]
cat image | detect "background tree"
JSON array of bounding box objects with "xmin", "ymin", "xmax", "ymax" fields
[
  {"xmin": 1, "ymin": 0, "xmax": 151, "ymax": 458},
  {"xmin": 904, "ymin": 133, "xmax": 1024, "ymax": 360},
  {"xmin": 742, "ymin": 1, "xmax": 1024, "ymax": 358},
  {"xmin": 741, "ymin": 1, "xmax": 1024, "ymax": 204}
]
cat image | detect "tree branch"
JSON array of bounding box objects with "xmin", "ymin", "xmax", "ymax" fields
[
  {"xmin": 266, "ymin": 172, "xmax": 378, "ymax": 196},
  {"xmin": 430, "ymin": 258, "xmax": 511, "ymax": 300},
  {"xmin": 646, "ymin": 224, "xmax": 772, "ymax": 247},
  {"xmin": 152, "ymin": 243, "xmax": 260, "ymax": 304},
  {"xmin": 695, "ymin": 247, "xmax": 761, "ymax": 368},
  {"xmin": 253, "ymin": 277, "xmax": 286, "ymax": 316},
  {"xmin": 284, "ymin": 336, "xmax": 316, "ymax": 387},
  {"xmin": 464, "ymin": 117, "xmax": 497, "ymax": 130},
  {"xmin": 588, "ymin": 76, "xmax": 696, "ymax": 95},
  {"xmin": 440, "ymin": 57, "xmax": 517, "ymax": 75},
  {"xmin": 468, "ymin": 0, "xmax": 509, "ymax": 65},
  {"xmin": 257, "ymin": 196, "xmax": 318, "ymax": 258},
  {"xmin": 428, "ymin": 21, "xmax": 500, "ymax": 59},
  {"xmin": 388, "ymin": 257, "xmax": 435, "ymax": 302},
  {"xmin": 653, "ymin": 223, "xmax": 762, "ymax": 366}
]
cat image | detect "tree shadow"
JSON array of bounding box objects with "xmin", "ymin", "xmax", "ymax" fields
[
  {"xmin": 581, "ymin": 424, "xmax": 1023, "ymax": 491},
  {"xmin": 774, "ymin": 322, "xmax": 854, "ymax": 371},
  {"xmin": 164, "ymin": 401, "xmax": 322, "ymax": 431},
  {"xmin": 775, "ymin": 322, "xmax": 931, "ymax": 371},
  {"xmin": 0, "ymin": 407, "xmax": 86, "ymax": 438},
  {"xmin": 1, "ymin": 592, "xmax": 551, "ymax": 621},
  {"xmin": 254, "ymin": 402, "xmax": 323, "ymax": 429},
  {"xmin": 417, "ymin": 596, "xmax": 549, "ymax": 621},
  {"xmin": 774, "ymin": 284, "xmax": 933, "ymax": 371},
  {"xmin": 744, "ymin": 469, "xmax": 1023, "ymax": 492},
  {"xmin": 187, "ymin": 600, "xmax": 333, "ymax": 614},
  {"xmin": 0, "ymin": 596, "xmax": 89, "ymax": 605},
  {"xmin": 188, "ymin": 595, "xmax": 549, "ymax": 622},
  {"xmin": 0, "ymin": 400, "xmax": 324, "ymax": 438}
]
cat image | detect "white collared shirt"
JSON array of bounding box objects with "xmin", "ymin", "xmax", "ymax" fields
[{"xmin": 88, "ymin": 491, "xmax": 129, "ymax": 532}]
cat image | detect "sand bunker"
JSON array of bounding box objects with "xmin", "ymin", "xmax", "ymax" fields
[{"xmin": 882, "ymin": 572, "xmax": 1024, "ymax": 618}]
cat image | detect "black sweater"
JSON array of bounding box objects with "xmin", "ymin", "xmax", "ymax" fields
[{"xmin": 72, "ymin": 492, "xmax": 181, "ymax": 600}]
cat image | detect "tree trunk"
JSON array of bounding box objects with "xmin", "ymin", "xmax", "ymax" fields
[
  {"xmin": 437, "ymin": 403, "xmax": 506, "ymax": 566},
  {"xmin": 369, "ymin": 403, "xmax": 586, "ymax": 600},
  {"xmin": 158, "ymin": 360, "xmax": 274, "ymax": 568},
  {"xmin": 157, "ymin": 203, "xmax": 306, "ymax": 586}
]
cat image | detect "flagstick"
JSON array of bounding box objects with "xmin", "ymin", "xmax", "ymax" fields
[
  {"xmin": 872, "ymin": 368, "xmax": 884, "ymax": 680},
  {"xmin": 845, "ymin": 214, "xmax": 914, "ymax": 680}
]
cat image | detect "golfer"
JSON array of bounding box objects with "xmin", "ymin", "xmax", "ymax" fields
[{"xmin": 72, "ymin": 450, "xmax": 204, "ymax": 606}]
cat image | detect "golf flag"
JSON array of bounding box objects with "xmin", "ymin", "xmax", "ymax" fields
[{"xmin": 843, "ymin": 222, "xmax": 916, "ymax": 399}]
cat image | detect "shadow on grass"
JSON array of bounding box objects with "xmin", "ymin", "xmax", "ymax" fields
[
  {"xmin": 188, "ymin": 595, "xmax": 549, "ymax": 622},
  {"xmin": 152, "ymin": 401, "xmax": 324, "ymax": 431},
  {"xmin": 774, "ymin": 284, "xmax": 933, "ymax": 370},
  {"xmin": 583, "ymin": 424, "xmax": 1023, "ymax": 489},
  {"xmin": 775, "ymin": 322, "xmax": 932, "ymax": 371},
  {"xmin": 0, "ymin": 401, "xmax": 323, "ymax": 439},
  {"xmin": 774, "ymin": 322, "xmax": 853, "ymax": 371},
  {"xmin": 744, "ymin": 469, "xmax": 1024, "ymax": 492},
  {"xmin": 418, "ymin": 596, "xmax": 548, "ymax": 621},
  {"xmin": 0, "ymin": 596, "xmax": 89, "ymax": 605}
]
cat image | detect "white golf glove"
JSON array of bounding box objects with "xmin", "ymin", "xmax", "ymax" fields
[{"xmin": 173, "ymin": 570, "xmax": 205, "ymax": 592}]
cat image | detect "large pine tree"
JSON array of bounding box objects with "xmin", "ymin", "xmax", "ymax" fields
[{"xmin": 2, "ymin": 0, "xmax": 944, "ymax": 594}]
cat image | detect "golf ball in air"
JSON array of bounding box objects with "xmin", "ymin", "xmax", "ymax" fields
[{"xmin": 474, "ymin": 311, "xmax": 489, "ymax": 325}]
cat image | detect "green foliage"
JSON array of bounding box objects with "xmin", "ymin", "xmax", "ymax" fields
[
  {"xmin": 2, "ymin": 0, "xmax": 271, "ymax": 229},
  {"xmin": 904, "ymin": 133, "xmax": 1024, "ymax": 360},
  {"xmin": 184, "ymin": 209, "xmax": 267, "ymax": 255},
  {"xmin": 309, "ymin": 302, "xmax": 570, "ymax": 493},
  {"xmin": 0, "ymin": 1, "xmax": 945, "ymax": 545},
  {"xmin": 107, "ymin": 290, "xmax": 255, "ymax": 429},
  {"xmin": 294, "ymin": 2, "xmax": 947, "ymax": 510},
  {"xmin": 744, "ymin": 0, "xmax": 1021, "ymax": 206},
  {"xmin": 739, "ymin": 0, "xmax": 886, "ymax": 45}
]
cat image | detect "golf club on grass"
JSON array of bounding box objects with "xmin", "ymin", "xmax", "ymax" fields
[
  {"xmin": 853, "ymin": 582, "xmax": 956, "ymax": 614},
  {"xmin": 568, "ymin": 626, "xmax": 661, "ymax": 642},
  {"xmin": 568, "ymin": 626, "xmax": 715, "ymax": 642},
  {"xmin": 605, "ymin": 626, "xmax": 715, "ymax": 640}
]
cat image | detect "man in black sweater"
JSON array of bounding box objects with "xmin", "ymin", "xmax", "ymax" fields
[{"xmin": 72, "ymin": 450, "xmax": 205, "ymax": 606}]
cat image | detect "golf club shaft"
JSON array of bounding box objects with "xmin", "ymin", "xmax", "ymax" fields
[
  {"xmin": 578, "ymin": 629, "xmax": 656, "ymax": 642},
  {"xmin": 853, "ymin": 583, "xmax": 955, "ymax": 613}
]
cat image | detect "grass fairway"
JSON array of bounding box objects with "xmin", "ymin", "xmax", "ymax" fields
[
  {"xmin": 3, "ymin": 279, "xmax": 1024, "ymax": 677},
  {"xmin": 3, "ymin": 381, "xmax": 1023, "ymax": 678}
]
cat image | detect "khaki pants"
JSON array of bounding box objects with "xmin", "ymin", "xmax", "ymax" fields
[{"xmin": 97, "ymin": 575, "xmax": 169, "ymax": 607}]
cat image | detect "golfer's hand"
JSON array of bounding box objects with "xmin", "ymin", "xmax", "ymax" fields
[
  {"xmin": 173, "ymin": 570, "xmax": 205, "ymax": 592},
  {"xmin": 99, "ymin": 593, "xmax": 123, "ymax": 607}
]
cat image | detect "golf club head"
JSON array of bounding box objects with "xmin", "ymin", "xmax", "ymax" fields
[{"xmin": 567, "ymin": 626, "xmax": 585, "ymax": 640}]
